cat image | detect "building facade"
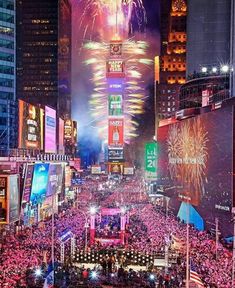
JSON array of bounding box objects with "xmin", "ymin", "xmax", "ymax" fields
[
  {"xmin": 186, "ymin": 0, "xmax": 231, "ymax": 77},
  {"xmin": 16, "ymin": 0, "xmax": 72, "ymax": 119},
  {"xmin": 157, "ymin": 0, "xmax": 187, "ymax": 119},
  {"xmin": 0, "ymin": 0, "xmax": 17, "ymax": 151}
]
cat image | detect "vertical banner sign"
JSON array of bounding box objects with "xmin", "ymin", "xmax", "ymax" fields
[
  {"xmin": 145, "ymin": 142, "xmax": 157, "ymax": 180},
  {"xmin": 109, "ymin": 95, "xmax": 123, "ymax": 116},
  {"xmin": 108, "ymin": 118, "xmax": 124, "ymax": 146},
  {"xmin": 45, "ymin": 106, "xmax": 56, "ymax": 153}
]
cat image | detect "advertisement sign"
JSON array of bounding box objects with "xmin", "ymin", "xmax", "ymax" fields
[
  {"xmin": 110, "ymin": 164, "xmax": 122, "ymax": 174},
  {"xmin": 73, "ymin": 120, "xmax": 78, "ymax": 144},
  {"xmin": 9, "ymin": 175, "xmax": 19, "ymax": 223},
  {"xmin": 106, "ymin": 60, "xmax": 125, "ymax": 78},
  {"xmin": 202, "ymin": 90, "xmax": 211, "ymax": 107},
  {"xmin": 0, "ymin": 176, "xmax": 7, "ymax": 223},
  {"xmin": 22, "ymin": 164, "xmax": 34, "ymax": 203},
  {"xmin": 124, "ymin": 167, "xmax": 134, "ymax": 175},
  {"xmin": 91, "ymin": 166, "xmax": 102, "ymax": 174},
  {"xmin": 0, "ymin": 175, "xmax": 20, "ymax": 224},
  {"xmin": 110, "ymin": 41, "xmax": 122, "ymax": 56},
  {"xmin": 109, "ymin": 95, "xmax": 123, "ymax": 116},
  {"xmin": 30, "ymin": 163, "xmax": 50, "ymax": 205},
  {"xmin": 107, "ymin": 78, "xmax": 124, "ymax": 93},
  {"xmin": 108, "ymin": 148, "xmax": 124, "ymax": 162},
  {"xmin": 108, "ymin": 118, "xmax": 124, "ymax": 147},
  {"xmin": 45, "ymin": 106, "xmax": 56, "ymax": 153},
  {"xmin": 18, "ymin": 100, "xmax": 44, "ymax": 150},
  {"xmin": 74, "ymin": 158, "xmax": 81, "ymax": 171},
  {"xmin": 47, "ymin": 164, "xmax": 63, "ymax": 196},
  {"xmin": 157, "ymin": 106, "xmax": 233, "ymax": 236},
  {"xmin": 145, "ymin": 142, "xmax": 157, "ymax": 180},
  {"xmin": 64, "ymin": 119, "xmax": 73, "ymax": 140},
  {"xmin": 64, "ymin": 166, "xmax": 71, "ymax": 188},
  {"xmin": 58, "ymin": 118, "xmax": 65, "ymax": 154}
]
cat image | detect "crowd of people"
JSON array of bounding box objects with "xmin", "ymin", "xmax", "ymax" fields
[{"xmin": 0, "ymin": 173, "xmax": 234, "ymax": 287}]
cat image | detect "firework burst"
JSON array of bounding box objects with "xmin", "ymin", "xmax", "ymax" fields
[{"xmin": 167, "ymin": 118, "xmax": 209, "ymax": 205}]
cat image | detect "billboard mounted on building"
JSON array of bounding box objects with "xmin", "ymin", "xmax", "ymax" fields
[
  {"xmin": 44, "ymin": 106, "xmax": 56, "ymax": 154},
  {"xmin": 106, "ymin": 60, "xmax": 125, "ymax": 78},
  {"xmin": 18, "ymin": 100, "xmax": 44, "ymax": 150},
  {"xmin": 108, "ymin": 118, "xmax": 124, "ymax": 147}
]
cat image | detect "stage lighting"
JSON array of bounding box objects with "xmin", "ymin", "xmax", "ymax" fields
[
  {"xmin": 221, "ymin": 65, "xmax": 229, "ymax": 73},
  {"xmin": 201, "ymin": 67, "xmax": 207, "ymax": 73},
  {"xmin": 91, "ymin": 271, "xmax": 98, "ymax": 279},
  {"xmin": 120, "ymin": 207, "xmax": 126, "ymax": 214},
  {"xmin": 35, "ymin": 268, "xmax": 42, "ymax": 277},
  {"xmin": 90, "ymin": 206, "xmax": 97, "ymax": 215},
  {"xmin": 149, "ymin": 274, "xmax": 155, "ymax": 281}
]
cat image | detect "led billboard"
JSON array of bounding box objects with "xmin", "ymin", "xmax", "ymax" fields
[
  {"xmin": 0, "ymin": 176, "xmax": 7, "ymax": 223},
  {"xmin": 18, "ymin": 100, "xmax": 44, "ymax": 150},
  {"xmin": 58, "ymin": 118, "xmax": 65, "ymax": 154},
  {"xmin": 45, "ymin": 106, "xmax": 56, "ymax": 153},
  {"xmin": 30, "ymin": 163, "xmax": 50, "ymax": 205},
  {"xmin": 0, "ymin": 175, "xmax": 20, "ymax": 224},
  {"xmin": 91, "ymin": 166, "xmax": 102, "ymax": 174},
  {"xmin": 47, "ymin": 164, "xmax": 63, "ymax": 196},
  {"xmin": 145, "ymin": 142, "xmax": 158, "ymax": 181},
  {"xmin": 106, "ymin": 60, "xmax": 125, "ymax": 78},
  {"xmin": 110, "ymin": 41, "xmax": 122, "ymax": 56},
  {"xmin": 107, "ymin": 78, "xmax": 124, "ymax": 94},
  {"xmin": 108, "ymin": 118, "xmax": 124, "ymax": 147},
  {"xmin": 108, "ymin": 148, "xmax": 124, "ymax": 162},
  {"xmin": 157, "ymin": 106, "xmax": 233, "ymax": 236},
  {"xmin": 109, "ymin": 95, "xmax": 123, "ymax": 116},
  {"xmin": 22, "ymin": 164, "xmax": 34, "ymax": 203}
]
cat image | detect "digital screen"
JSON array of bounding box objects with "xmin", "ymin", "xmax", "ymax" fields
[
  {"xmin": 18, "ymin": 100, "xmax": 44, "ymax": 150},
  {"xmin": 157, "ymin": 106, "xmax": 233, "ymax": 236},
  {"xmin": 64, "ymin": 166, "xmax": 71, "ymax": 188},
  {"xmin": 30, "ymin": 163, "xmax": 50, "ymax": 205},
  {"xmin": 9, "ymin": 175, "xmax": 19, "ymax": 223},
  {"xmin": 108, "ymin": 148, "xmax": 124, "ymax": 162},
  {"xmin": 0, "ymin": 176, "xmax": 7, "ymax": 223},
  {"xmin": 110, "ymin": 42, "xmax": 122, "ymax": 56},
  {"xmin": 47, "ymin": 164, "xmax": 63, "ymax": 196},
  {"xmin": 124, "ymin": 167, "xmax": 134, "ymax": 175},
  {"xmin": 64, "ymin": 119, "xmax": 73, "ymax": 140},
  {"xmin": 45, "ymin": 106, "xmax": 56, "ymax": 153},
  {"xmin": 107, "ymin": 78, "xmax": 124, "ymax": 93},
  {"xmin": 91, "ymin": 166, "xmax": 102, "ymax": 174},
  {"xmin": 58, "ymin": 118, "xmax": 64, "ymax": 154},
  {"xmin": 22, "ymin": 164, "xmax": 34, "ymax": 203},
  {"xmin": 106, "ymin": 60, "xmax": 125, "ymax": 78},
  {"xmin": 109, "ymin": 95, "xmax": 123, "ymax": 116},
  {"xmin": 108, "ymin": 118, "xmax": 124, "ymax": 147}
]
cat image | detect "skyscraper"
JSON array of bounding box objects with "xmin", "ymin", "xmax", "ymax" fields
[
  {"xmin": 157, "ymin": 0, "xmax": 187, "ymax": 119},
  {"xmin": 0, "ymin": 0, "xmax": 17, "ymax": 150},
  {"xmin": 16, "ymin": 0, "xmax": 72, "ymax": 119},
  {"xmin": 186, "ymin": 0, "xmax": 231, "ymax": 76}
]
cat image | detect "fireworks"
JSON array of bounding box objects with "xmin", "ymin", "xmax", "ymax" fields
[
  {"xmin": 167, "ymin": 118, "xmax": 209, "ymax": 204},
  {"xmin": 84, "ymin": 38, "xmax": 152, "ymax": 142},
  {"xmin": 76, "ymin": 0, "xmax": 147, "ymax": 40}
]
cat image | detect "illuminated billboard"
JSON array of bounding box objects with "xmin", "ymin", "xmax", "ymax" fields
[
  {"xmin": 108, "ymin": 118, "xmax": 124, "ymax": 147},
  {"xmin": 107, "ymin": 78, "xmax": 124, "ymax": 93},
  {"xmin": 124, "ymin": 167, "xmax": 134, "ymax": 175},
  {"xmin": 58, "ymin": 118, "xmax": 64, "ymax": 154},
  {"xmin": 157, "ymin": 106, "xmax": 233, "ymax": 236},
  {"xmin": 64, "ymin": 166, "xmax": 71, "ymax": 188},
  {"xmin": 47, "ymin": 164, "xmax": 63, "ymax": 196},
  {"xmin": 91, "ymin": 165, "xmax": 102, "ymax": 174},
  {"xmin": 64, "ymin": 119, "xmax": 73, "ymax": 140},
  {"xmin": 0, "ymin": 175, "xmax": 20, "ymax": 224},
  {"xmin": 18, "ymin": 100, "xmax": 44, "ymax": 150},
  {"xmin": 110, "ymin": 41, "xmax": 122, "ymax": 56},
  {"xmin": 30, "ymin": 163, "xmax": 50, "ymax": 205},
  {"xmin": 108, "ymin": 148, "xmax": 124, "ymax": 162},
  {"xmin": 109, "ymin": 95, "xmax": 123, "ymax": 116},
  {"xmin": 22, "ymin": 164, "xmax": 34, "ymax": 203},
  {"xmin": 106, "ymin": 60, "xmax": 125, "ymax": 78},
  {"xmin": 45, "ymin": 106, "xmax": 56, "ymax": 153},
  {"xmin": 145, "ymin": 142, "xmax": 158, "ymax": 181}
]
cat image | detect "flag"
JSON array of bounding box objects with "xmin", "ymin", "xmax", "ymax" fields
[{"xmin": 190, "ymin": 262, "xmax": 204, "ymax": 287}]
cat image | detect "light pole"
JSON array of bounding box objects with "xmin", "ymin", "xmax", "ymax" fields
[{"xmin": 232, "ymin": 207, "xmax": 235, "ymax": 288}]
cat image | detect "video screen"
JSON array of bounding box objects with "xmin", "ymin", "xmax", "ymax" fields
[
  {"xmin": 157, "ymin": 106, "xmax": 233, "ymax": 236},
  {"xmin": 47, "ymin": 164, "xmax": 63, "ymax": 196},
  {"xmin": 22, "ymin": 164, "xmax": 34, "ymax": 203},
  {"xmin": 18, "ymin": 100, "xmax": 44, "ymax": 150},
  {"xmin": 45, "ymin": 106, "xmax": 56, "ymax": 153},
  {"xmin": 30, "ymin": 163, "xmax": 50, "ymax": 205}
]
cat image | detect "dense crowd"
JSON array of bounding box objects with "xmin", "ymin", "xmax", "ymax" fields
[{"xmin": 0, "ymin": 174, "xmax": 234, "ymax": 287}]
